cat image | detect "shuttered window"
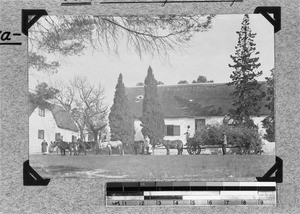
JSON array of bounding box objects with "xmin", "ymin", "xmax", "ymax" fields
[
  {"xmin": 165, "ymin": 125, "xmax": 181, "ymax": 136},
  {"xmin": 38, "ymin": 108, "xmax": 45, "ymax": 117},
  {"xmin": 195, "ymin": 119, "xmax": 206, "ymax": 130},
  {"xmin": 38, "ymin": 130, "xmax": 44, "ymax": 139},
  {"xmin": 55, "ymin": 133, "xmax": 61, "ymax": 141}
]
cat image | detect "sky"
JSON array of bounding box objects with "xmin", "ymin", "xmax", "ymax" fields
[{"xmin": 29, "ymin": 14, "xmax": 274, "ymax": 106}]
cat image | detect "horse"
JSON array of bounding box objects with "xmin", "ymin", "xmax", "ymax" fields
[
  {"xmin": 52, "ymin": 140, "xmax": 72, "ymax": 156},
  {"xmin": 99, "ymin": 140, "xmax": 124, "ymax": 155},
  {"xmin": 158, "ymin": 139, "xmax": 184, "ymax": 155}
]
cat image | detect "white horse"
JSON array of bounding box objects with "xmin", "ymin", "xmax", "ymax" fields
[{"xmin": 99, "ymin": 140, "xmax": 124, "ymax": 155}]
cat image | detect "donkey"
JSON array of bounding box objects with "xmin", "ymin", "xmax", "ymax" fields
[
  {"xmin": 52, "ymin": 140, "xmax": 72, "ymax": 156},
  {"xmin": 99, "ymin": 140, "xmax": 124, "ymax": 155},
  {"xmin": 159, "ymin": 139, "xmax": 184, "ymax": 155}
]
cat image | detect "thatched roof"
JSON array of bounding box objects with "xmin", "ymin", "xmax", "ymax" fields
[
  {"xmin": 50, "ymin": 105, "xmax": 79, "ymax": 132},
  {"xmin": 126, "ymin": 82, "xmax": 270, "ymax": 119},
  {"xmin": 29, "ymin": 96, "xmax": 78, "ymax": 132}
]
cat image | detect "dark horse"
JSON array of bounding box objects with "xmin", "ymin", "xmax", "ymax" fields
[
  {"xmin": 52, "ymin": 140, "xmax": 73, "ymax": 156},
  {"xmin": 159, "ymin": 139, "xmax": 184, "ymax": 155}
]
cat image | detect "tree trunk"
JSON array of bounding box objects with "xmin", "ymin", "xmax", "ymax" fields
[
  {"xmin": 92, "ymin": 130, "xmax": 98, "ymax": 142},
  {"xmin": 151, "ymin": 139, "xmax": 155, "ymax": 155}
]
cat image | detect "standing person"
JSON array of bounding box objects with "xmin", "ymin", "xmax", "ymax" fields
[
  {"xmin": 41, "ymin": 140, "xmax": 48, "ymax": 155},
  {"xmin": 222, "ymin": 132, "xmax": 227, "ymax": 155},
  {"xmin": 184, "ymin": 125, "xmax": 190, "ymax": 146},
  {"xmin": 144, "ymin": 135, "xmax": 150, "ymax": 155}
]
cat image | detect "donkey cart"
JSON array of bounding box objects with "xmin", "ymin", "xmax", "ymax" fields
[{"xmin": 186, "ymin": 138, "xmax": 240, "ymax": 155}]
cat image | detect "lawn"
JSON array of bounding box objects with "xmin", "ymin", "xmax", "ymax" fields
[{"xmin": 30, "ymin": 152, "xmax": 275, "ymax": 182}]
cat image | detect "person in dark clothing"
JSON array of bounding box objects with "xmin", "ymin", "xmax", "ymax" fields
[{"xmin": 41, "ymin": 140, "xmax": 48, "ymax": 155}]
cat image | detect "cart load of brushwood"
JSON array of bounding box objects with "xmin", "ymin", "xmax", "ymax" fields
[{"xmin": 187, "ymin": 124, "xmax": 262, "ymax": 155}]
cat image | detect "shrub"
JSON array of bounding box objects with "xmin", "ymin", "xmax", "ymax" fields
[{"xmin": 194, "ymin": 124, "xmax": 262, "ymax": 154}]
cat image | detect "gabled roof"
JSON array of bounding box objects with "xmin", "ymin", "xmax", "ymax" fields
[
  {"xmin": 50, "ymin": 105, "xmax": 79, "ymax": 132},
  {"xmin": 126, "ymin": 82, "xmax": 270, "ymax": 119},
  {"xmin": 29, "ymin": 95, "xmax": 79, "ymax": 132}
]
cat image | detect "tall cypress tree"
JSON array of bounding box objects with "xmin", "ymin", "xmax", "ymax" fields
[
  {"xmin": 228, "ymin": 14, "xmax": 265, "ymax": 127},
  {"xmin": 109, "ymin": 74, "xmax": 134, "ymax": 146},
  {"xmin": 140, "ymin": 66, "xmax": 165, "ymax": 154}
]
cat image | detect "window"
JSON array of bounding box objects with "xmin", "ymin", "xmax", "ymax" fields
[
  {"xmin": 55, "ymin": 133, "xmax": 61, "ymax": 141},
  {"xmin": 38, "ymin": 108, "xmax": 45, "ymax": 117},
  {"xmin": 195, "ymin": 119, "xmax": 206, "ymax": 130},
  {"xmin": 38, "ymin": 130, "xmax": 44, "ymax": 139},
  {"xmin": 165, "ymin": 125, "xmax": 180, "ymax": 136}
]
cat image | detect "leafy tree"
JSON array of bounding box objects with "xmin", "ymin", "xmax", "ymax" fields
[
  {"xmin": 109, "ymin": 74, "xmax": 135, "ymax": 146},
  {"xmin": 192, "ymin": 75, "xmax": 207, "ymax": 83},
  {"xmin": 29, "ymin": 15, "xmax": 214, "ymax": 72},
  {"xmin": 262, "ymin": 69, "xmax": 275, "ymax": 142},
  {"xmin": 29, "ymin": 82, "xmax": 59, "ymax": 109},
  {"xmin": 191, "ymin": 75, "xmax": 213, "ymax": 83},
  {"xmin": 228, "ymin": 14, "xmax": 265, "ymax": 127},
  {"xmin": 140, "ymin": 66, "xmax": 165, "ymax": 154},
  {"xmin": 178, "ymin": 80, "xmax": 188, "ymax": 84}
]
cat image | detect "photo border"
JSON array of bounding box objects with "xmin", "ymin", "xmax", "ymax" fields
[{"xmin": 1, "ymin": 1, "xmax": 298, "ymax": 213}]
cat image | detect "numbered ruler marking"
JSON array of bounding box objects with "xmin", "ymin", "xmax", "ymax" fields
[
  {"xmin": 106, "ymin": 181, "xmax": 276, "ymax": 207},
  {"xmin": 106, "ymin": 198, "xmax": 276, "ymax": 206}
]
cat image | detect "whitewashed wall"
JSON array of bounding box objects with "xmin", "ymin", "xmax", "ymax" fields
[
  {"xmin": 29, "ymin": 108, "xmax": 79, "ymax": 154},
  {"xmin": 134, "ymin": 116, "xmax": 268, "ymax": 145}
]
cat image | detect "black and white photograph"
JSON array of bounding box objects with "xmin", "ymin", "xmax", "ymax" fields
[{"xmin": 28, "ymin": 14, "xmax": 275, "ymax": 180}]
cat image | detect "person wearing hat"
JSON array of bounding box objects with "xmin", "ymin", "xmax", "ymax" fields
[{"xmin": 184, "ymin": 125, "xmax": 191, "ymax": 146}]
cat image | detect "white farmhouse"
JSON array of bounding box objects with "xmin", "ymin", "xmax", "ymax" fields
[
  {"xmin": 126, "ymin": 82, "xmax": 270, "ymax": 145},
  {"xmin": 29, "ymin": 103, "xmax": 79, "ymax": 154}
]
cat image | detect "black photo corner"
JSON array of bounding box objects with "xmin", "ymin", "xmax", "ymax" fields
[
  {"xmin": 256, "ymin": 156, "xmax": 283, "ymax": 183},
  {"xmin": 254, "ymin": 6, "xmax": 281, "ymax": 33},
  {"xmin": 23, "ymin": 160, "xmax": 50, "ymax": 186},
  {"xmin": 22, "ymin": 9, "xmax": 48, "ymax": 36}
]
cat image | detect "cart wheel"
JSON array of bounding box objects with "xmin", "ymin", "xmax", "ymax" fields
[{"xmin": 187, "ymin": 144, "xmax": 201, "ymax": 155}]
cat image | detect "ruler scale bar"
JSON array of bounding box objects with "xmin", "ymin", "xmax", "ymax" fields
[{"xmin": 106, "ymin": 182, "xmax": 276, "ymax": 207}]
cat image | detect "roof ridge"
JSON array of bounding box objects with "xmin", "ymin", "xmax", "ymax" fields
[{"xmin": 127, "ymin": 81, "xmax": 267, "ymax": 89}]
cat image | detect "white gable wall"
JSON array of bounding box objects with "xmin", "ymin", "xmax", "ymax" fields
[{"xmin": 29, "ymin": 108, "xmax": 79, "ymax": 154}]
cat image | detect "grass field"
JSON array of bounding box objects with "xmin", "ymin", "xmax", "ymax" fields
[{"xmin": 30, "ymin": 152, "xmax": 275, "ymax": 181}]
